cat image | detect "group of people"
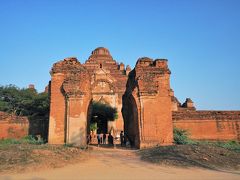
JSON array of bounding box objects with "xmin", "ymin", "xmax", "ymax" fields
[
  {"xmin": 120, "ymin": 131, "xmax": 131, "ymax": 147},
  {"xmin": 97, "ymin": 133, "xmax": 114, "ymax": 146},
  {"xmin": 87, "ymin": 131, "xmax": 131, "ymax": 147},
  {"xmin": 87, "ymin": 132, "xmax": 114, "ymax": 146}
]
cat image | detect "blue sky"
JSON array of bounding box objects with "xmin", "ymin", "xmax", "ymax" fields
[{"xmin": 0, "ymin": 0, "xmax": 240, "ymax": 110}]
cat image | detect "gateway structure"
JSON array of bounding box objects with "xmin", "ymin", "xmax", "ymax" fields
[{"xmin": 48, "ymin": 47, "xmax": 173, "ymax": 148}]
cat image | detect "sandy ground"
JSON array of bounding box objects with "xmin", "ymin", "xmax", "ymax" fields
[{"xmin": 1, "ymin": 146, "xmax": 240, "ymax": 180}]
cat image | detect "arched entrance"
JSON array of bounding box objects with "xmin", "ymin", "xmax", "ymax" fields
[
  {"xmin": 88, "ymin": 101, "xmax": 118, "ymax": 145},
  {"xmin": 48, "ymin": 48, "xmax": 173, "ymax": 148},
  {"xmin": 122, "ymin": 94, "xmax": 140, "ymax": 148}
]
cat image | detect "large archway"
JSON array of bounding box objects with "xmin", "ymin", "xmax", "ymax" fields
[
  {"xmin": 88, "ymin": 101, "xmax": 118, "ymax": 145},
  {"xmin": 122, "ymin": 94, "xmax": 140, "ymax": 148},
  {"xmin": 48, "ymin": 48, "xmax": 173, "ymax": 148}
]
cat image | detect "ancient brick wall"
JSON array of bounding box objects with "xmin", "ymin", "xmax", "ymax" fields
[
  {"xmin": 173, "ymin": 111, "xmax": 240, "ymax": 141},
  {"xmin": 48, "ymin": 48, "xmax": 131, "ymax": 146},
  {"xmin": 48, "ymin": 72, "xmax": 66, "ymax": 144},
  {"xmin": 63, "ymin": 69, "xmax": 91, "ymax": 146},
  {"xmin": 123, "ymin": 58, "xmax": 173, "ymax": 148},
  {"xmin": 0, "ymin": 111, "xmax": 29, "ymax": 139},
  {"xmin": 49, "ymin": 53, "xmax": 174, "ymax": 148},
  {"xmin": 48, "ymin": 58, "xmax": 91, "ymax": 146}
]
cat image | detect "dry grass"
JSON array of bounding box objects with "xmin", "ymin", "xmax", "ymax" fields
[
  {"xmin": 0, "ymin": 143, "xmax": 88, "ymax": 174},
  {"xmin": 139, "ymin": 144, "xmax": 240, "ymax": 170}
]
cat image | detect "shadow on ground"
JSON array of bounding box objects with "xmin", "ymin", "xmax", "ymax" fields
[{"xmin": 138, "ymin": 144, "xmax": 240, "ymax": 172}]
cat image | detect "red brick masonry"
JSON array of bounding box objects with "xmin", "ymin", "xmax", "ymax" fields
[
  {"xmin": 0, "ymin": 111, "xmax": 29, "ymax": 139},
  {"xmin": 173, "ymin": 111, "xmax": 240, "ymax": 141}
]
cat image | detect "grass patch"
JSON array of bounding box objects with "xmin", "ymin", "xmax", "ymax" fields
[
  {"xmin": 63, "ymin": 143, "xmax": 74, "ymax": 147},
  {"xmin": 0, "ymin": 135, "xmax": 44, "ymax": 146},
  {"xmin": 197, "ymin": 140, "xmax": 240, "ymax": 153},
  {"xmin": 216, "ymin": 140, "xmax": 240, "ymax": 152},
  {"xmin": 0, "ymin": 138, "xmax": 21, "ymax": 145},
  {"xmin": 21, "ymin": 135, "xmax": 44, "ymax": 145}
]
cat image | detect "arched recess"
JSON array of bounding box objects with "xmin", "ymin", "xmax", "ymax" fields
[
  {"xmin": 122, "ymin": 94, "xmax": 140, "ymax": 148},
  {"xmin": 86, "ymin": 99, "xmax": 93, "ymax": 137}
]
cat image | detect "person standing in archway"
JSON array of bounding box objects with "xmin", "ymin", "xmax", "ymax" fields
[
  {"xmin": 120, "ymin": 131, "xmax": 125, "ymax": 147},
  {"xmin": 103, "ymin": 133, "xmax": 106, "ymax": 144},
  {"xmin": 97, "ymin": 133, "xmax": 101, "ymax": 146},
  {"xmin": 108, "ymin": 133, "xmax": 114, "ymax": 146}
]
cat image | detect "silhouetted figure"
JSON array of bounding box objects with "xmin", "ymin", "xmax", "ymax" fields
[
  {"xmin": 108, "ymin": 133, "xmax": 114, "ymax": 146},
  {"xmin": 103, "ymin": 133, "xmax": 106, "ymax": 144},
  {"xmin": 120, "ymin": 131, "xmax": 125, "ymax": 147},
  {"xmin": 125, "ymin": 134, "xmax": 132, "ymax": 148},
  {"xmin": 125, "ymin": 136, "xmax": 131, "ymax": 148},
  {"xmin": 97, "ymin": 134, "xmax": 101, "ymax": 146},
  {"xmin": 100, "ymin": 133, "xmax": 103, "ymax": 144}
]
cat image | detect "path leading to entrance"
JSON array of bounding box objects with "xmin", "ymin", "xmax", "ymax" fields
[{"xmin": 1, "ymin": 146, "xmax": 239, "ymax": 180}]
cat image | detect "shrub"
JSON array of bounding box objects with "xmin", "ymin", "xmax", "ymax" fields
[
  {"xmin": 173, "ymin": 128, "xmax": 195, "ymax": 145},
  {"xmin": 21, "ymin": 135, "xmax": 44, "ymax": 145},
  {"xmin": 91, "ymin": 101, "xmax": 118, "ymax": 121}
]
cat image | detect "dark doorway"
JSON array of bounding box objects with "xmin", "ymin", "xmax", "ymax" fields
[
  {"xmin": 92, "ymin": 113, "xmax": 108, "ymax": 134},
  {"xmin": 89, "ymin": 101, "xmax": 118, "ymax": 135}
]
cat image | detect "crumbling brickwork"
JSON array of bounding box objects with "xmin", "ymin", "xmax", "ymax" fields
[
  {"xmin": 48, "ymin": 48, "xmax": 173, "ymax": 148},
  {"xmin": 48, "ymin": 58, "xmax": 91, "ymax": 146},
  {"xmin": 122, "ymin": 58, "xmax": 173, "ymax": 148},
  {"xmin": 48, "ymin": 48, "xmax": 130, "ymax": 146}
]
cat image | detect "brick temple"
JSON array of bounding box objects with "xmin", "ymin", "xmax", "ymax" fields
[{"xmin": 48, "ymin": 47, "xmax": 240, "ymax": 148}]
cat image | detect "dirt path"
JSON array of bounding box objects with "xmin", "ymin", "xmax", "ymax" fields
[{"xmin": 1, "ymin": 146, "xmax": 240, "ymax": 180}]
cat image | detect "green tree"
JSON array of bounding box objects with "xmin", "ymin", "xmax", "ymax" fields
[{"xmin": 0, "ymin": 85, "xmax": 37, "ymax": 115}]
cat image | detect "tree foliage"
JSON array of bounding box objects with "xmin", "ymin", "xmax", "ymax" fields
[
  {"xmin": 90, "ymin": 101, "xmax": 118, "ymax": 134},
  {"xmin": 91, "ymin": 101, "xmax": 118, "ymax": 122},
  {"xmin": 0, "ymin": 84, "xmax": 50, "ymax": 117}
]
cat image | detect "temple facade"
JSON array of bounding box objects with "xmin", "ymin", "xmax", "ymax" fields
[{"xmin": 48, "ymin": 47, "xmax": 173, "ymax": 148}]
